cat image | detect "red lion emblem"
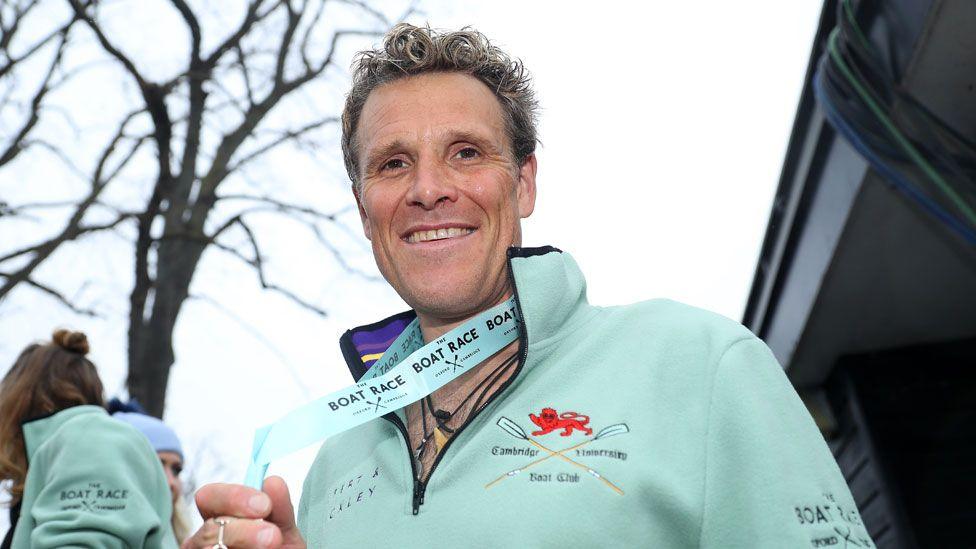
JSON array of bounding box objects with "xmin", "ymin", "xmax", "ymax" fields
[{"xmin": 529, "ymin": 407, "xmax": 592, "ymax": 437}]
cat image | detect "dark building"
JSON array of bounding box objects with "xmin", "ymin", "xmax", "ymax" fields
[{"xmin": 744, "ymin": 1, "xmax": 976, "ymax": 547}]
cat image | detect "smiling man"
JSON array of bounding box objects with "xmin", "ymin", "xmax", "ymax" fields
[
  {"xmin": 354, "ymin": 70, "xmax": 535, "ymax": 334},
  {"xmin": 185, "ymin": 25, "xmax": 875, "ymax": 549}
]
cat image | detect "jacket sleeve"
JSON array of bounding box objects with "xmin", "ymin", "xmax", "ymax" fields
[
  {"xmin": 698, "ymin": 337, "xmax": 875, "ymax": 549},
  {"xmin": 26, "ymin": 420, "xmax": 178, "ymax": 549}
]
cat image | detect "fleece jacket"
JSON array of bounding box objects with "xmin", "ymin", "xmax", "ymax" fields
[
  {"xmin": 8, "ymin": 405, "xmax": 177, "ymax": 549},
  {"xmin": 297, "ymin": 247, "xmax": 874, "ymax": 548}
]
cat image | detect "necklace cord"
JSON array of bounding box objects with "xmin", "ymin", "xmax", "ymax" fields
[{"xmin": 415, "ymin": 351, "xmax": 519, "ymax": 461}]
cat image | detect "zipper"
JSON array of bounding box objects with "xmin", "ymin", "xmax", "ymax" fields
[
  {"xmin": 384, "ymin": 249, "xmax": 531, "ymax": 515},
  {"xmin": 380, "ymin": 411, "xmax": 421, "ymax": 513}
]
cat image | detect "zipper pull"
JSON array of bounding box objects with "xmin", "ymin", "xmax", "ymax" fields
[{"xmin": 412, "ymin": 480, "xmax": 421, "ymax": 515}]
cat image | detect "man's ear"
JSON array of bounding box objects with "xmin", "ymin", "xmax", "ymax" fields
[
  {"xmin": 354, "ymin": 184, "xmax": 372, "ymax": 241},
  {"xmin": 516, "ymin": 154, "xmax": 537, "ymax": 219}
]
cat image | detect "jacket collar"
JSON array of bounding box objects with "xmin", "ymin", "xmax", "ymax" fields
[
  {"xmin": 340, "ymin": 246, "xmax": 592, "ymax": 381},
  {"xmin": 21, "ymin": 405, "xmax": 108, "ymax": 463}
]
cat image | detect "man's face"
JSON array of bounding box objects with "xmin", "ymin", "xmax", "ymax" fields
[{"xmin": 355, "ymin": 72, "xmax": 537, "ymax": 321}]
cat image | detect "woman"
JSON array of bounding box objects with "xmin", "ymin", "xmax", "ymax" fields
[
  {"xmin": 0, "ymin": 330, "xmax": 177, "ymax": 548},
  {"xmin": 112, "ymin": 404, "xmax": 192, "ymax": 543}
]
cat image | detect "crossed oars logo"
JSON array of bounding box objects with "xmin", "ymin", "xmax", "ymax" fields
[
  {"xmin": 486, "ymin": 417, "xmax": 629, "ymax": 495},
  {"xmin": 445, "ymin": 354, "xmax": 463, "ymax": 373},
  {"xmin": 365, "ymin": 396, "xmax": 386, "ymax": 413}
]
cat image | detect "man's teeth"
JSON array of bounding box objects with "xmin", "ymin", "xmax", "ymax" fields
[{"xmin": 407, "ymin": 227, "xmax": 474, "ymax": 243}]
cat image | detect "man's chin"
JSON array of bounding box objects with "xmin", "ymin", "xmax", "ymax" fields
[
  {"xmin": 386, "ymin": 257, "xmax": 508, "ymax": 317},
  {"xmin": 404, "ymin": 282, "xmax": 495, "ymax": 318}
]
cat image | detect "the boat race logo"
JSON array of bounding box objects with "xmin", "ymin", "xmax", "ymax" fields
[{"xmin": 485, "ymin": 407, "xmax": 629, "ymax": 495}]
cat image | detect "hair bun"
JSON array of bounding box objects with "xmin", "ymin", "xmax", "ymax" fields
[{"xmin": 52, "ymin": 329, "xmax": 90, "ymax": 355}]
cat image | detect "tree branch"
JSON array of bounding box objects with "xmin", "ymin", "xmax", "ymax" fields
[
  {"xmin": 234, "ymin": 42, "xmax": 257, "ymax": 107},
  {"xmin": 306, "ymin": 219, "xmax": 381, "ymax": 280},
  {"xmin": 0, "ymin": 15, "xmax": 74, "ymax": 79},
  {"xmin": 210, "ymin": 197, "xmax": 376, "ymax": 280},
  {"xmin": 0, "ymin": 27, "xmax": 69, "ymax": 167},
  {"xmin": 168, "ymin": 0, "xmax": 206, "ymax": 218},
  {"xmin": 206, "ymin": 215, "xmax": 328, "ymax": 316},
  {"xmin": 203, "ymin": 0, "xmax": 277, "ymax": 68},
  {"xmin": 336, "ymin": 0, "xmax": 389, "ymax": 27},
  {"xmin": 226, "ymin": 116, "xmax": 337, "ymax": 173},
  {"xmin": 298, "ymin": 0, "xmax": 326, "ymax": 72},
  {"xmin": 272, "ymin": 0, "xmax": 301, "ymax": 87},
  {"xmin": 294, "ymin": 28, "xmax": 382, "ymax": 91},
  {"xmin": 214, "ymin": 194, "xmax": 342, "ymax": 222},
  {"xmin": 0, "ymin": 109, "xmax": 145, "ymax": 299},
  {"xmin": 0, "ymin": 272, "xmax": 100, "ymax": 316},
  {"xmin": 205, "ymin": 77, "xmax": 247, "ymax": 116},
  {"xmin": 188, "ymin": 25, "xmax": 380, "ymax": 233},
  {"xmin": 1, "ymin": 199, "xmax": 82, "ymax": 216},
  {"xmin": 168, "ymin": 0, "xmax": 201, "ymax": 63},
  {"xmin": 0, "ymin": 0, "xmax": 41, "ymax": 53},
  {"xmin": 67, "ymin": 0, "xmax": 174, "ymax": 182},
  {"xmin": 27, "ymin": 138, "xmax": 89, "ymax": 181},
  {"xmin": 66, "ymin": 0, "xmax": 149, "ymax": 90},
  {"xmin": 0, "ymin": 213, "xmax": 135, "ymax": 264}
]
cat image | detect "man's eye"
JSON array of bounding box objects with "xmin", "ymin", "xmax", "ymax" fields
[
  {"xmin": 382, "ymin": 158, "xmax": 406, "ymax": 171},
  {"xmin": 455, "ymin": 147, "xmax": 479, "ymax": 159}
]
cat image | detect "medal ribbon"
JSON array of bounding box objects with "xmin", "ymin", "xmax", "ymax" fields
[{"xmin": 244, "ymin": 297, "xmax": 520, "ymax": 488}]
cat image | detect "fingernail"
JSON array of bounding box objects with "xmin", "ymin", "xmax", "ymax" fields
[
  {"xmin": 257, "ymin": 527, "xmax": 275, "ymax": 547},
  {"xmin": 249, "ymin": 493, "xmax": 270, "ymax": 514}
]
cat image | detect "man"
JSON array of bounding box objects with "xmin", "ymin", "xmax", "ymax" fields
[{"xmin": 185, "ymin": 25, "xmax": 875, "ymax": 548}]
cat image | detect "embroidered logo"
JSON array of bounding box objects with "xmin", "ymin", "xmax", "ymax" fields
[
  {"xmin": 486, "ymin": 415, "xmax": 629, "ymax": 494},
  {"xmin": 59, "ymin": 482, "xmax": 130, "ymax": 512},
  {"xmin": 796, "ymin": 492, "xmax": 875, "ymax": 548},
  {"xmin": 529, "ymin": 407, "xmax": 593, "ymax": 437}
]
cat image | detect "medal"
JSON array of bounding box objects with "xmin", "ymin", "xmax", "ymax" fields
[{"xmin": 244, "ymin": 297, "xmax": 520, "ymax": 488}]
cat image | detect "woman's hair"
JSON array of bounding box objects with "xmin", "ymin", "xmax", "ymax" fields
[
  {"xmin": 0, "ymin": 329, "xmax": 105, "ymax": 504},
  {"xmin": 172, "ymin": 500, "xmax": 192, "ymax": 543},
  {"xmin": 341, "ymin": 23, "xmax": 539, "ymax": 192}
]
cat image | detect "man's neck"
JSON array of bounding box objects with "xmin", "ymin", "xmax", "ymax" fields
[
  {"xmin": 416, "ymin": 291, "xmax": 514, "ymax": 342},
  {"xmin": 406, "ymin": 334, "xmax": 520, "ymax": 481}
]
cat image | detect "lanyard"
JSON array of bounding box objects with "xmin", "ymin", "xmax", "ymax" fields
[{"xmin": 244, "ymin": 297, "xmax": 520, "ymax": 488}]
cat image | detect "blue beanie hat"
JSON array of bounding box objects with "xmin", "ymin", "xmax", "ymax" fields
[{"xmin": 113, "ymin": 412, "xmax": 183, "ymax": 460}]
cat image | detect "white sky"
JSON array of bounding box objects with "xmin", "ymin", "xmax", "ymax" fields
[{"xmin": 0, "ymin": 0, "xmax": 820, "ymax": 530}]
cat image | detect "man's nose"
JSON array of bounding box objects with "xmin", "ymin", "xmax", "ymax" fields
[{"xmin": 405, "ymin": 156, "xmax": 458, "ymax": 209}]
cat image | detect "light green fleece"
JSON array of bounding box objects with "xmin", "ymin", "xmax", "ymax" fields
[
  {"xmin": 10, "ymin": 405, "xmax": 178, "ymax": 549},
  {"xmin": 298, "ymin": 248, "xmax": 874, "ymax": 548}
]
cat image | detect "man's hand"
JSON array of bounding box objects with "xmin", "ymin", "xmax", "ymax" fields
[{"xmin": 182, "ymin": 476, "xmax": 306, "ymax": 549}]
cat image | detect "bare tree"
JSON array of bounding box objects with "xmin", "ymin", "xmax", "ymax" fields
[
  {"xmin": 0, "ymin": 0, "xmax": 78, "ymax": 167},
  {"xmin": 0, "ymin": 0, "xmax": 407, "ymax": 416}
]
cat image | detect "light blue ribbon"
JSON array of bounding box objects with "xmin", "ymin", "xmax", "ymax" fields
[{"xmin": 244, "ymin": 297, "xmax": 520, "ymax": 488}]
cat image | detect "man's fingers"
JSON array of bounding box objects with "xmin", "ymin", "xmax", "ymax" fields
[
  {"xmin": 215, "ymin": 517, "xmax": 283, "ymax": 549},
  {"xmin": 263, "ymin": 476, "xmax": 301, "ymax": 542},
  {"xmin": 181, "ymin": 517, "xmax": 281, "ymax": 549},
  {"xmin": 187, "ymin": 480, "xmax": 304, "ymax": 548},
  {"xmin": 195, "ymin": 482, "xmax": 272, "ymax": 520}
]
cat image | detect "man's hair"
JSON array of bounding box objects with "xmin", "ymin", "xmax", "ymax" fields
[
  {"xmin": 0, "ymin": 329, "xmax": 104, "ymax": 504},
  {"xmin": 341, "ymin": 23, "xmax": 539, "ymax": 191}
]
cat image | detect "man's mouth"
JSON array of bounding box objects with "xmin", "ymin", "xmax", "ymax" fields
[{"xmin": 405, "ymin": 227, "xmax": 475, "ymax": 243}]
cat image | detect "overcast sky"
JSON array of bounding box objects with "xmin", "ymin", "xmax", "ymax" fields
[{"xmin": 0, "ymin": 0, "xmax": 821, "ymax": 526}]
